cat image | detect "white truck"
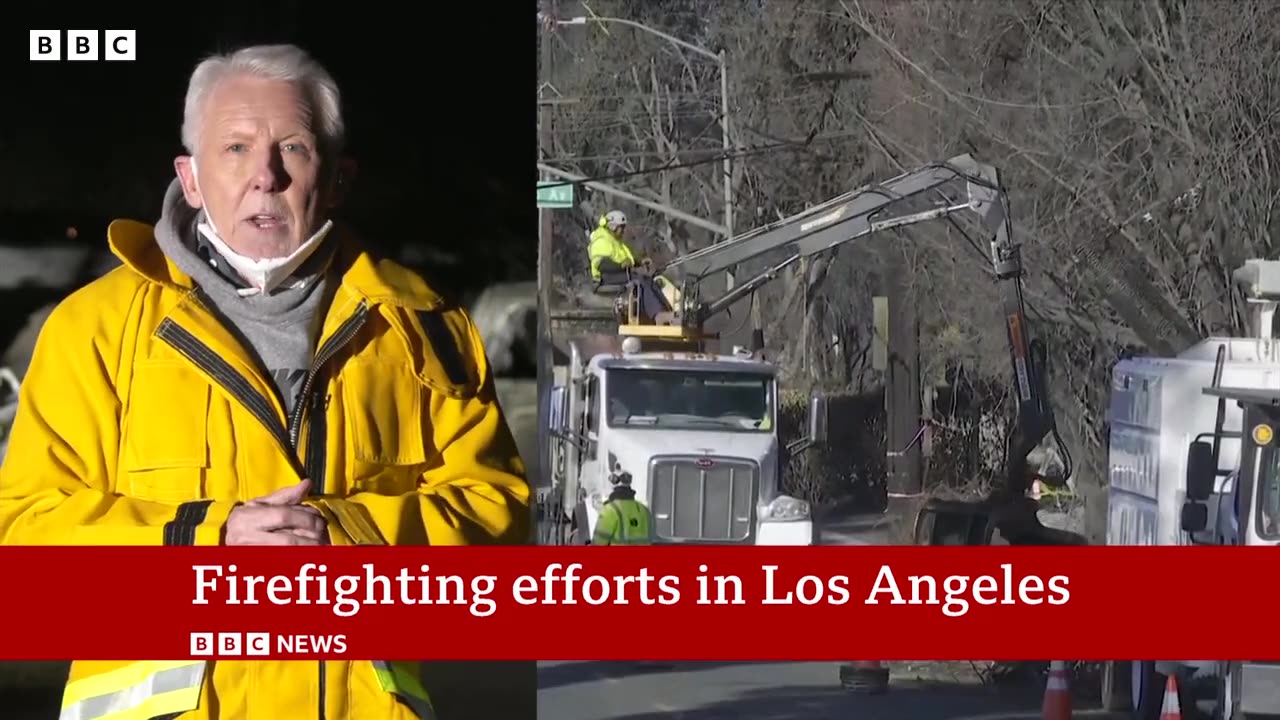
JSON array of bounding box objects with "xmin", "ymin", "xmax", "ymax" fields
[
  {"xmin": 542, "ymin": 327, "xmax": 827, "ymax": 546},
  {"xmin": 1101, "ymin": 259, "xmax": 1280, "ymax": 719},
  {"xmin": 541, "ymin": 154, "xmax": 1077, "ymax": 549}
]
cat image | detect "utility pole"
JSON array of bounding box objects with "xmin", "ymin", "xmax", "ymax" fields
[
  {"xmin": 883, "ymin": 255, "xmax": 923, "ymax": 543},
  {"xmin": 719, "ymin": 48, "xmax": 734, "ymax": 289},
  {"xmin": 551, "ymin": 16, "xmax": 748, "ymax": 349},
  {"xmin": 536, "ymin": 0, "xmax": 557, "ymax": 499},
  {"xmin": 715, "ymin": 48, "xmax": 759, "ymax": 352}
]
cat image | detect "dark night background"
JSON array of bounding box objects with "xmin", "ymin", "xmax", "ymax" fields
[
  {"xmin": 1, "ymin": 5, "xmax": 534, "ymax": 352},
  {"xmin": 1, "ymin": 5, "xmax": 536, "ymax": 719}
]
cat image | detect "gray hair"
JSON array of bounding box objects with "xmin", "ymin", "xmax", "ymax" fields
[{"xmin": 181, "ymin": 44, "xmax": 345, "ymax": 158}]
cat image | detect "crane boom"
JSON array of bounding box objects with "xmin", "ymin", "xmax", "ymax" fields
[
  {"xmin": 664, "ymin": 154, "xmax": 1001, "ymax": 279},
  {"xmin": 642, "ymin": 153, "xmax": 1072, "ymax": 495}
]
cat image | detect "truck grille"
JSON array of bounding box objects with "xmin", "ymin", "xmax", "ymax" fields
[{"xmin": 649, "ymin": 456, "xmax": 758, "ymax": 543}]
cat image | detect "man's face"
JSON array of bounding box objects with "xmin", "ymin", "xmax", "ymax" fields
[{"xmin": 175, "ymin": 74, "xmax": 331, "ymax": 260}]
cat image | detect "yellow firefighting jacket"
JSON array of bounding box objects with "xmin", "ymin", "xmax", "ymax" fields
[{"xmin": 0, "ymin": 219, "xmax": 531, "ymax": 719}]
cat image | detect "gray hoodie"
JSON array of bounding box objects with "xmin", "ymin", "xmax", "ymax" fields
[{"xmin": 153, "ymin": 179, "xmax": 337, "ymax": 417}]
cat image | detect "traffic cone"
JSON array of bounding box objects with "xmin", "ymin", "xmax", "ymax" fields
[
  {"xmin": 1041, "ymin": 661, "xmax": 1071, "ymax": 720},
  {"xmin": 1160, "ymin": 674, "xmax": 1182, "ymax": 720},
  {"xmin": 839, "ymin": 660, "xmax": 889, "ymax": 695}
]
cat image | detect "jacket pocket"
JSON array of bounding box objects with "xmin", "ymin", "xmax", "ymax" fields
[
  {"xmin": 122, "ymin": 361, "xmax": 210, "ymax": 501},
  {"xmin": 342, "ymin": 361, "xmax": 427, "ymax": 494}
]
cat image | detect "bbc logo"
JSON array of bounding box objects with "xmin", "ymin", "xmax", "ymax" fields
[
  {"xmin": 30, "ymin": 30, "xmax": 136, "ymax": 61},
  {"xmin": 190, "ymin": 632, "xmax": 271, "ymax": 657}
]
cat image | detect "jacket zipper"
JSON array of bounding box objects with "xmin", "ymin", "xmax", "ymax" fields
[
  {"xmin": 288, "ymin": 302, "xmax": 370, "ymax": 489},
  {"xmin": 155, "ymin": 299, "xmax": 370, "ymax": 720},
  {"xmin": 289, "ymin": 302, "xmax": 368, "ymax": 720}
]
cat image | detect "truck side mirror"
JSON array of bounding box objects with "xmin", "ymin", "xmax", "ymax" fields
[
  {"xmin": 1180, "ymin": 501, "xmax": 1208, "ymax": 533},
  {"xmin": 1186, "ymin": 440, "xmax": 1216, "ymax": 501},
  {"xmin": 808, "ymin": 394, "xmax": 828, "ymax": 446},
  {"xmin": 548, "ymin": 385, "xmax": 568, "ymax": 435}
]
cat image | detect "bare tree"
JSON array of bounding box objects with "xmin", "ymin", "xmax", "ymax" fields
[{"xmin": 540, "ymin": 0, "xmax": 1280, "ymax": 533}]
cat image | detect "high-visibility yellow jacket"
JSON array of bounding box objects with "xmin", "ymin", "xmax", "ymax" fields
[
  {"xmin": 587, "ymin": 222, "xmax": 636, "ymax": 280},
  {"xmin": 0, "ymin": 219, "xmax": 531, "ymax": 719},
  {"xmin": 592, "ymin": 494, "xmax": 653, "ymax": 545}
]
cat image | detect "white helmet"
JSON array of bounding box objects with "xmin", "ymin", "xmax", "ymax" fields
[{"xmin": 604, "ymin": 210, "xmax": 627, "ymax": 231}]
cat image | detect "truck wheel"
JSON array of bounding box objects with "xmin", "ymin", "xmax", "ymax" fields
[
  {"xmin": 1102, "ymin": 661, "xmax": 1131, "ymax": 712},
  {"xmin": 1217, "ymin": 662, "xmax": 1243, "ymax": 720},
  {"xmin": 1129, "ymin": 663, "xmax": 1202, "ymax": 720},
  {"xmin": 1130, "ymin": 660, "xmax": 1165, "ymax": 720}
]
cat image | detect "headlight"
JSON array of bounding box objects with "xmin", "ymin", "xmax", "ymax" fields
[{"xmin": 761, "ymin": 495, "xmax": 810, "ymax": 521}]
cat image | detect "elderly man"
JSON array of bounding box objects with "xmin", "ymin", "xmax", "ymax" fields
[{"xmin": 0, "ymin": 44, "xmax": 529, "ymax": 719}]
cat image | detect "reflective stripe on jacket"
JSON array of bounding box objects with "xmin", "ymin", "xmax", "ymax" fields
[
  {"xmin": 587, "ymin": 225, "xmax": 636, "ymax": 280},
  {"xmin": 1, "ymin": 219, "xmax": 531, "ymax": 719},
  {"xmin": 372, "ymin": 660, "xmax": 437, "ymax": 719},
  {"xmin": 59, "ymin": 660, "xmax": 204, "ymax": 720},
  {"xmin": 592, "ymin": 497, "xmax": 653, "ymax": 545}
]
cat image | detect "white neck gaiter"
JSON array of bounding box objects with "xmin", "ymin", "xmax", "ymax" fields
[{"xmin": 190, "ymin": 157, "xmax": 333, "ymax": 296}]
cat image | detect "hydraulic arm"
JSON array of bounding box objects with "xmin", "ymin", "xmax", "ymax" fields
[{"xmin": 648, "ymin": 154, "xmax": 1080, "ymax": 545}]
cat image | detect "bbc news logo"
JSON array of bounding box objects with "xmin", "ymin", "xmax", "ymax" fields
[
  {"xmin": 29, "ymin": 30, "xmax": 136, "ymax": 61},
  {"xmin": 189, "ymin": 632, "xmax": 348, "ymax": 657}
]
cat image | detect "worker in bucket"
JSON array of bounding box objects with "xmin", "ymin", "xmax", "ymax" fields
[
  {"xmin": 587, "ymin": 210, "xmax": 672, "ymax": 322},
  {"xmin": 591, "ymin": 464, "xmax": 654, "ymax": 545}
]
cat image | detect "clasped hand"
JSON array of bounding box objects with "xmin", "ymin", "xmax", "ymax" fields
[{"xmin": 224, "ymin": 478, "xmax": 329, "ymax": 546}]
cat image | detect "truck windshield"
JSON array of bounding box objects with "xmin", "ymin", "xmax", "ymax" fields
[{"xmin": 604, "ymin": 368, "xmax": 773, "ymax": 432}]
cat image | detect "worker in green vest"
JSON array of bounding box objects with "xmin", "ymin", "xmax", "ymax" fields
[
  {"xmin": 592, "ymin": 468, "xmax": 653, "ymax": 545},
  {"xmin": 588, "ymin": 211, "xmax": 638, "ymax": 283},
  {"xmin": 587, "ymin": 210, "xmax": 672, "ymax": 322}
]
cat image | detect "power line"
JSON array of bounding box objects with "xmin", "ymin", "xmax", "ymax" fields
[
  {"xmin": 542, "ymin": 130, "xmax": 852, "ymax": 164},
  {"xmin": 538, "ymin": 125, "xmax": 869, "ymax": 186},
  {"xmin": 538, "ymin": 138, "xmax": 799, "ymax": 187},
  {"xmin": 542, "ymin": 89, "xmax": 830, "ymax": 105}
]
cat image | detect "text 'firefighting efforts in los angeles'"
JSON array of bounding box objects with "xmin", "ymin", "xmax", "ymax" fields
[{"xmin": 191, "ymin": 562, "xmax": 1070, "ymax": 619}]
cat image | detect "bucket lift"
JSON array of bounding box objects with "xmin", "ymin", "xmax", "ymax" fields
[{"xmin": 599, "ymin": 153, "xmax": 1077, "ymax": 544}]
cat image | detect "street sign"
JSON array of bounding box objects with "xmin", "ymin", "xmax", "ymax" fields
[{"xmin": 537, "ymin": 181, "xmax": 574, "ymax": 209}]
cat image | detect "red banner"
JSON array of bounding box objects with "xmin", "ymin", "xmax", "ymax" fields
[{"xmin": 0, "ymin": 545, "xmax": 1269, "ymax": 661}]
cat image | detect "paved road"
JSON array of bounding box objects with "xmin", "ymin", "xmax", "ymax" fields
[
  {"xmin": 537, "ymin": 511, "xmax": 1124, "ymax": 720},
  {"xmin": 817, "ymin": 510, "xmax": 895, "ymax": 545},
  {"xmin": 537, "ymin": 660, "xmax": 1123, "ymax": 720}
]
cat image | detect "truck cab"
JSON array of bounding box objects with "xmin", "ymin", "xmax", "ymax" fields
[
  {"xmin": 545, "ymin": 330, "xmax": 826, "ymax": 546},
  {"xmin": 1184, "ymin": 387, "xmax": 1280, "ymax": 547},
  {"xmin": 1103, "ymin": 259, "xmax": 1280, "ymax": 720},
  {"xmin": 1180, "ymin": 388, "xmax": 1280, "ymax": 720}
]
